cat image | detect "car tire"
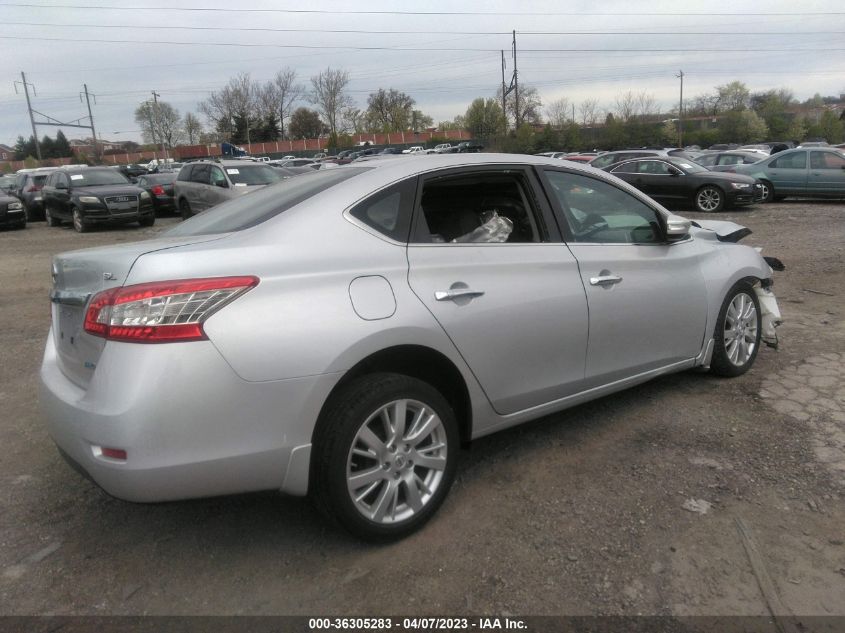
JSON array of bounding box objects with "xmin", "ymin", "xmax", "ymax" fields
[
  {"xmin": 44, "ymin": 205, "xmax": 60, "ymax": 227},
  {"xmin": 312, "ymin": 373, "xmax": 459, "ymax": 541},
  {"xmin": 179, "ymin": 199, "xmax": 193, "ymax": 220},
  {"xmin": 760, "ymin": 180, "xmax": 775, "ymax": 203},
  {"xmin": 139, "ymin": 215, "xmax": 155, "ymax": 227},
  {"xmin": 694, "ymin": 186, "xmax": 725, "ymax": 213},
  {"xmin": 710, "ymin": 281, "xmax": 761, "ymax": 377},
  {"xmin": 72, "ymin": 207, "xmax": 89, "ymax": 233}
]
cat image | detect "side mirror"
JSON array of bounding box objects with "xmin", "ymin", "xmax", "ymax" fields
[
  {"xmin": 668, "ymin": 167, "xmax": 683, "ymax": 176},
  {"xmin": 215, "ymin": 180, "xmax": 228, "ymax": 188},
  {"xmin": 665, "ymin": 214, "xmax": 691, "ymax": 241}
]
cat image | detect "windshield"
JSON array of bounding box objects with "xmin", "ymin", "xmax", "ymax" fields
[
  {"xmin": 166, "ymin": 167, "xmax": 369, "ymax": 236},
  {"xmin": 67, "ymin": 170, "xmax": 130, "ymax": 186},
  {"xmin": 224, "ymin": 164, "xmax": 281, "ymax": 186}
]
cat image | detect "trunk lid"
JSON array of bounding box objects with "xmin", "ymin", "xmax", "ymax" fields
[{"xmin": 50, "ymin": 234, "xmax": 227, "ymax": 389}]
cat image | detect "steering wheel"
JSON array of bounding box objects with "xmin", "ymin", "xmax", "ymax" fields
[{"xmin": 576, "ymin": 212, "xmax": 609, "ymax": 239}]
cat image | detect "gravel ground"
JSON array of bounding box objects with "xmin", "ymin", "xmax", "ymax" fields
[{"xmin": 0, "ymin": 201, "xmax": 843, "ymax": 617}]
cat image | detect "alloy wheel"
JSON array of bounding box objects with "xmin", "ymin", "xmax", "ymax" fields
[
  {"xmin": 696, "ymin": 187, "xmax": 722, "ymax": 212},
  {"xmin": 723, "ymin": 292, "xmax": 758, "ymax": 366},
  {"xmin": 346, "ymin": 398, "xmax": 448, "ymax": 525}
]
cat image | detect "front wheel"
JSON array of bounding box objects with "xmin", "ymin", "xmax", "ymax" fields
[
  {"xmin": 179, "ymin": 199, "xmax": 193, "ymax": 220},
  {"xmin": 312, "ymin": 373, "xmax": 459, "ymax": 541},
  {"xmin": 44, "ymin": 205, "xmax": 60, "ymax": 227},
  {"xmin": 760, "ymin": 180, "xmax": 774, "ymax": 203},
  {"xmin": 695, "ymin": 186, "xmax": 725, "ymax": 213},
  {"xmin": 139, "ymin": 215, "xmax": 155, "ymax": 227},
  {"xmin": 710, "ymin": 281, "xmax": 761, "ymax": 377},
  {"xmin": 72, "ymin": 207, "xmax": 88, "ymax": 233}
]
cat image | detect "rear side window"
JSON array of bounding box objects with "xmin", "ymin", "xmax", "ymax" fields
[
  {"xmin": 166, "ymin": 167, "xmax": 370, "ymax": 236},
  {"xmin": 348, "ymin": 178, "xmax": 416, "ymax": 242},
  {"xmin": 769, "ymin": 152, "xmax": 806, "ymax": 169},
  {"xmin": 191, "ymin": 164, "xmax": 211, "ymax": 184},
  {"xmin": 177, "ymin": 165, "xmax": 193, "ymax": 181},
  {"xmin": 412, "ymin": 170, "xmax": 543, "ymax": 244}
]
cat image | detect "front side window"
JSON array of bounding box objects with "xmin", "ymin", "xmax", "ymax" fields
[
  {"xmin": 696, "ymin": 154, "xmax": 717, "ymax": 166},
  {"xmin": 544, "ymin": 170, "xmax": 664, "ymax": 244},
  {"xmin": 412, "ymin": 170, "xmax": 543, "ymax": 244},
  {"xmin": 635, "ymin": 160, "xmax": 673, "ymax": 175},
  {"xmin": 719, "ymin": 155, "xmax": 743, "ymax": 165},
  {"xmin": 810, "ymin": 151, "xmax": 845, "ymax": 169},
  {"xmin": 210, "ymin": 166, "xmax": 227, "ymax": 187}
]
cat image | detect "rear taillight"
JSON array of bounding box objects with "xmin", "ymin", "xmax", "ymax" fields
[
  {"xmin": 151, "ymin": 185, "xmax": 165, "ymax": 196},
  {"xmin": 83, "ymin": 276, "xmax": 258, "ymax": 343}
]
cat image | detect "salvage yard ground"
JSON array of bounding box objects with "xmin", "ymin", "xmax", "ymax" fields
[{"xmin": 0, "ymin": 201, "xmax": 843, "ymax": 617}]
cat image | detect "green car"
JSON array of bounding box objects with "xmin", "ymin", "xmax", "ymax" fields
[{"xmin": 731, "ymin": 147, "xmax": 845, "ymax": 201}]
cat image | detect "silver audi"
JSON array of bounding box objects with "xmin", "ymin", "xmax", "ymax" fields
[{"xmin": 40, "ymin": 154, "xmax": 783, "ymax": 540}]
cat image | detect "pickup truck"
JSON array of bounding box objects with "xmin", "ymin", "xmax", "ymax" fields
[{"xmin": 402, "ymin": 146, "xmax": 425, "ymax": 154}]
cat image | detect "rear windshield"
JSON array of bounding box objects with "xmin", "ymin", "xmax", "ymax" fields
[
  {"xmin": 224, "ymin": 164, "xmax": 282, "ymax": 185},
  {"xmin": 66, "ymin": 170, "xmax": 130, "ymax": 186},
  {"xmin": 166, "ymin": 167, "xmax": 370, "ymax": 236}
]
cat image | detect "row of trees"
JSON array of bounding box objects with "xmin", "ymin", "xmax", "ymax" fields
[
  {"xmin": 127, "ymin": 71, "xmax": 842, "ymax": 154},
  {"xmin": 12, "ymin": 130, "xmax": 72, "ymax": 160}
]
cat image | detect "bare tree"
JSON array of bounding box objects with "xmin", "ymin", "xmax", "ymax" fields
[
  {"xmin": 199, "ymin": 72, "xmax": 258, "ymax": 143},
  {"xmin": 546, "ymin": 97, "xmax": 572, "ymax": 128},
  {"xmin": 635, "ymin": 92, "xmax": 658, "ymax": 121},
  {"xmin": 310, "ymin": 67, "xmax": 354, "ymax": 137},
  {"xmin": 578, "ymin": 98, "xmax": 600, "ymax": 126},
  {"xmin": 183, "ymin": 112, "xmax": 203, "ymax": 145},
  {"xmin": 134, "ymin": 101, "xmax": 183, "ymax": 148},
  {"xmin": 614, "ymin": 91, "xmax": 637, "ymax": 122},
  {"xmin": 496, "ymin": 83, "xmax": 543, "ymax": 126},
  {"xmin": 265, "ymin": 69, "xmax": 304, "ymax": 139}
]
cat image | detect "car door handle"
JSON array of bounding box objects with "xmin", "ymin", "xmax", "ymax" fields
[
  {"xmin": 590, "ymin": 275, "xmax": 623, "ymax": 286},
  {"xmin": 434, "ymin": 288, "xmax": 485, "ymax": 301}
]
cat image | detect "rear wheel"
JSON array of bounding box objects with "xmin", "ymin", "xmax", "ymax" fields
[
  {"xmin": 179, "ymin": 199, "xmax": 193, "ymax": 220},
  {"xmin": 44, "ymin": 205, "xmax": 60, "ymax": 227},
  {"xmin": 710, "ymin": 281, "xmax": 761, "ymax": 377},
  {"xmin": 72, "ymin": 207, "xmax": 88, "ymax": 233},
  {"xmin": 695, "ymin": 186, "xmax": 725, "ymax": 213},
  {"xmin": 312, "ymin": 373, "xmax": 459, "ymax": 541}
]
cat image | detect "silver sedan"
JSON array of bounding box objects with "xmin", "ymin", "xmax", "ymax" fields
[{"xmin": 40, "ymin": 154, "xmax": 782, "ymax": 540}]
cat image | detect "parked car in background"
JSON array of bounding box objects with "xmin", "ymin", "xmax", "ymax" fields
[
  {"xmin": 277, "ymin": 158, "xmax": 319, "ymax": 168},
  {"xmin": 728, "ymin": 147, "xmax": 845, "ymax": 201},
  {"xmin": 0, "ymin": 174, "xmax": 17, "ymax": 195},
  {"xmin": 379, "ymin": 147, "xmax": 403, "ymax": 155},
  {"xmin": 606, "ymin": 156, "xmax": 763, "ymax": 212},
  {"xmin": 589, "ymin": 149, "xmax": 668, "ymax": 169},
  {"xmin": 40, "ymin": 154, "xmax": 782, "ymax": 540},
  {"xmin": 0, "ymin": 192, "xmax": 26, "ymax": 229},
  {"xmin": 116, "ymin": 164, "xmax": 149, "ymax": 181},
  {"xmin": 174, "ymin": 160, "xmax": 283, "ymax": 218},
  {"xmin": 15, "ymin": 167, "xmax": 59, "ymax": 220},
  {"xmin": 694, "ymin": 151, "xmax": 767, "ymax": 169},
  {"xmin": 41, "ymin": 167, "xmax": 154, "ymax": 232},
  {"xmin": 562, "ymin": 155, "xmax": 595, "ymax": 164},
  {"xmin": 134, "ymin": 172, "xmax": 178, "ymax": 214},
  {"xmin": 312, "ymin": 153, "xmax": 328, "ymax": 160},
  {"xmin": 402, "ymin": 146, "xmax": 426, "ymax": 154},
  {"xmin": 455, "ymin": 141, "xmax": 483, "ymax": 153},
  {"xmin": 433, "ymin": 143, "xmax": 453, "ymax": 153}
]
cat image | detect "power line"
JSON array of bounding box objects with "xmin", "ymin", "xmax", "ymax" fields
[
  {"xmin": 2, "ymin": 35, "xmax": 844, "ymax": 52},
  {"xmin": 1, "ymin": 3, "xmax": 844, "ymax": 15},
  {"xmin": 3, "ymin": 22, "xmax": 844, "ymax": 36}
]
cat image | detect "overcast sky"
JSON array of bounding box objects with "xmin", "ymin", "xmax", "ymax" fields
[{"xmin": 1, "ymin": 0, "xmax": 843, "ymax": 147}]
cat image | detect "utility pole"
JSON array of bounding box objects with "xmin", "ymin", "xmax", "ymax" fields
[
  {"xmin": 676, "ymin": 70, "xmax": 684, "ymax": 148},
  {"xmin": 512, "ymin": 30, "xmax": 520, "ymax": 128},
  {"xmin": 17, "ymin": 72, "xmax": 41, "ymax": 160},
  {"xmin": 82, "ymin": 84, "xmax": 98, "ymax": 160},
  {"xmin": 501, "ymin": 50, "xmax": 507, "ymax": 128},
  {"xmin": 151, "ymin": 90, "xmax": 168, "ymax": 159}
]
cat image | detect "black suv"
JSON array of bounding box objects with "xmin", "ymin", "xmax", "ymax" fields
[{"xmin": 42, "ymin": 167, "xmax": 155, "ymax": 232}]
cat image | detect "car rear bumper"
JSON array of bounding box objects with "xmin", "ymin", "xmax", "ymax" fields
[{"xmin": 39, "ymin": 327, "xmax": 340, "ymax": 502}]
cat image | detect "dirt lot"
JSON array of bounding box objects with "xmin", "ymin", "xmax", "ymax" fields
[{"xmin": 0, "ymin": 201, "xmax": 843, "ymax": 619}]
